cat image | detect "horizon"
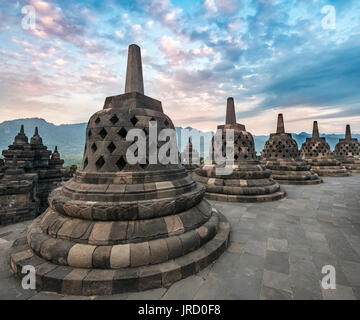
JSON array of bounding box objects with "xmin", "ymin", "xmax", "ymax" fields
[
  {"xmin": 1, "ymin": 1, "xmax": 360, "ymax": 134},
  {"xmin": 1, "ymin": 116, "xmax": 359, "ymax": 137}
]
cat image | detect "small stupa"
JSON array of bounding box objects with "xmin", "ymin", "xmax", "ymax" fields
[
  {"xmin": 10, "ymin": 44, "xmax": 230, "ymax": 296},
  {"xmin": 333, "ymin": 125, "xmax": 360, "ymax": 173},
  {"xmin": 300, "ymin": 121, "xmax": 350, "ymax": 177},
  {"xmin": 261, "ymin": 114, "xmax": 322, "ymax": 184},
  {"xmin": 181, "ymin": 138, "xmax": 201, "ymax": 172},
  {"xmin": 193, "ymin": 98, "xmax": 286, "ymax": 202}
]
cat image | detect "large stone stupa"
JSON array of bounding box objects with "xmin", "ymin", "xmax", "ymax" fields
[
  {"xmin": 193, "ymin": 98, "xmax": 286, "ymax": 202},
  {"xmin": 261, "ymin": 114, "xmax": 322, "ymax": 185},
  {"xmin": 300, "ymin": 121, "xmax": 350, "ymax": 177},
  {"xmin": 333, "ymin": 125, "xmax": 360, "ymax": 173},
  {"xmin": 10, "ymin": 44, "xmax": 230, "ymax": 296}
]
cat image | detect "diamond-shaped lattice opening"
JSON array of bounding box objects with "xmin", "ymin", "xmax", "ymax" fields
[
  {"xmin": 83, "ymin": 157, "xmax": 88, "ymax": 169},
  {"xmin": 116, "ymin": 156, "xmax": 127, "ymax": 170},
  {"xmin": 88, "ymin": 130, "xmax": 92, "ymax": 138},
  {"xmin": 110, "ymin": 114, "xmax": 119, "ymax": 125},
  {"xmin": 130, "ymin": 116, "xmax": 138, "ymax": 126},
  {"xmin": 164, "ymin": 119, "xmax": 169, "ymax": 127},
  {"xmin": 99, "ymin": 128, "xmax": 108, "ymax": 139},
  {"xmin": 96, "ymin": 156, "xmax": 105, "ymax": 170},
  {"xmin": 118, "ymin": 128, "xmax": 127, "ymax": 138},
  {"xmin": 95, "ymin": 117, "xmax": 101, "ymax": 124},
  {"xmin": 107, "ymin": 142, "xmax": 116, "ymax": 154},
  {"xmin": 91, "ymin": 142, "xmax": 97, "ymax": 153}
]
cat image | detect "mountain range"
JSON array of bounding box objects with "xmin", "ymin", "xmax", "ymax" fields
[{"xmin": 0, "ymin": 118, "xmax": 358, "ymax": 166}]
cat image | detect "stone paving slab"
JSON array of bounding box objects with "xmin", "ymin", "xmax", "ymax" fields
[{"xmin": 0, "ymin": 174, "xmax": 359, "ymax": 300}]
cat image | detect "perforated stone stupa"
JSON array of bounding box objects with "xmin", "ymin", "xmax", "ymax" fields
[
  {"xmin": 300, "ymin": 121, "xmax": 350, "ymax": 177},
  {"xmin": 261, "ymin": 114, "xmax": 322, "ymax": 185},
  {"xmin": 193, "ymin": 98, "xmax": 285, "ymax": 202},
  {"xmin": 333, "ymin": 125, "xmax": 360, "ymax": 173},
  {"xmin": 10, "ymin": 44, "xmax": 230, "ymax": 296},
  {"xmin": 181, "ymin": 138, "xmax": 201, "ymax": 172}
]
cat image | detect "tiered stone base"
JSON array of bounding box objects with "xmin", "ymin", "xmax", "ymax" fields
[
  {"xmin": 339, "ymin": 158, "xmax": 360, "ymax": 173},
  {"xmin": 262, "ymin": 160, "xmax": 323, "ymax": 185},
  {"xmin": 193, "ymin": 163, "xmax": 286, "ymax": 203},
  {"xmin": 10, "ymin": 211, "xmax": 229, "ymax": 296},
  {"xmin": 306, "ymin": 159, "xmax": 350, "ymax": 177}
]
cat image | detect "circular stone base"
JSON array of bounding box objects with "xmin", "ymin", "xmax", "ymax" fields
[
  {"xmin": 313, "ymin": 170, "xmax": 351, "ymax": 177},
  {"xmin": 274, "ymin": 178, "xmax": 323, "ymax": 185},
  {"xmin": 204, "ymin": 190, "xmax": 286, "ymax": 203},
  {"xmin": 9, "ymin": 212, "xmax": 230, "ymax": 296}
]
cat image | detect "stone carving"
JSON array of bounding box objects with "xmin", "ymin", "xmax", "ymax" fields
[
  {"xmin": 193, "ymin": 98, "xmax": 286, "ymax": 202},
  {"xmin": 333, "ymin": 125, "xmax": 360, "ymax": 173},
  {"xmin": 300, "ymin": 121, "xmax": 350, "ymax": 177},
  {"xmin": 10, "ymin": 44, "xmax": 230, "ymax": 296},
  {"xmin": 1, "ymin": 126, "xmax": 73, "ymax": 216},
  {"xmin": 261, "ymin": 114, "xmax": 322, "ymax": 185}
]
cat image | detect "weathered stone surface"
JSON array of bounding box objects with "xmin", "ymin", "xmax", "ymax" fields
[{"xmin": 0, "ymin": 126, "xmax": 74, "ymax": 222}]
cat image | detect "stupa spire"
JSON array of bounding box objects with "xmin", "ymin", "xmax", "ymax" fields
[
  {"xmin": 312, "ymin": 121, "xmax": 319, "ymax": 139},
  {"xmin": 226, "ymin": 97, "xmax": 236, "ymax": 125},
  {"xmin": 276, "ymin": 113, "xmax": 285, "ymax": 134},
  {"xmin": 345, "ymin": 124, "xmax": 351, "ymax": 140},
  {"xmin": 34, "ymin": 127, "xmax": 39, "ymax": 136},
  {"xmin": 20, "ymin": 125, "xmax": 24, "ymax": 134},
  {"xmin": 125, "ymin": 44, "xmax": 144, "ymax": 94}
]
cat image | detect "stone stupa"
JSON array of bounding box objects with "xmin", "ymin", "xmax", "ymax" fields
[
  {"xmin": 261, "ymin": 114, "xmax": 322, "ymax": 185},
  {"xmin": 300, "ymin": 121, "xmax": 350, "ymax": 177},
  {"xmin": 193, "ymin": 98, "xmax": 286, "ymax": 202},
  {"xmin": 181, "ymin": 138, "xmax": 201, "ymax": 172},
  {"xmin": 10, "ymin": 44, "xmax": 230, "ymax": 296},
  {"xmin": 333, "ymin": 125, "xmax": 360, "ymax": 173}
]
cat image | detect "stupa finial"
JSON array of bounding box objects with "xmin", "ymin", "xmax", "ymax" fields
[
  {"xmin": 20, "ymin": 125, "xmax": 24, "ymax": 134},
  {"xmin": 34, "ymin": 127, "xmax": 39, "ymax": 136},
  {"xmin": 276, "ymin": 113, "xmax": 285, "ymax": 134},
  {"xmin": 312, "ymin": 121, "xmax": 319, "ymax": 139},
  {"xmin": 226, "ymin": 97, "xmax": 236, "ymax": 125},
  {"xmin": 125, "ymin": 44, "xmax": 144, "ymax": 94},
  {"xmin": 345, "ymin": 124, "xmax": 351, "ymax": 140}
]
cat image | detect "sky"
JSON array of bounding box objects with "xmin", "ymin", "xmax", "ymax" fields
[{"xmin": 0, "ymin": 0, "xmax": 359, "ymax": 135}]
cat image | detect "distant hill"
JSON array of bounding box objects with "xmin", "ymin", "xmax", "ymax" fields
[{"xmin": 0, "ymin": 118, "xmax": 358, "ymax": 166}]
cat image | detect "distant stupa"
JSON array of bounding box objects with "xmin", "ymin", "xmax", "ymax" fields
[
  {"xmin": 333, "ymin": 125, "xmax": 360, "ymax": 172},
  {"xmin": 300, "ymin": 121, "xmax": 350, "ymax": 177},
  {"xmin": 261, "ymin": 114, "xmax": 322, "ymax": 185},
  {"xmin": 193, "ymin": 97, "xmax": 285, "ymax": 202}
]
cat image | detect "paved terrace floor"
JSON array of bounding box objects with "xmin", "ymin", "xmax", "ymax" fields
[{"xmin": 0, "ymin": 174, "xmax": 359, "ymax": 300}]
